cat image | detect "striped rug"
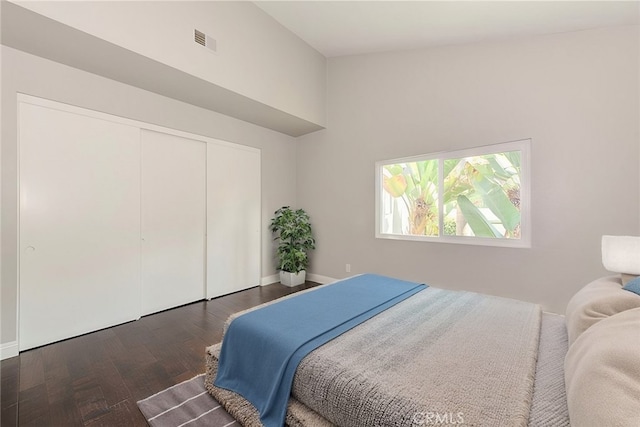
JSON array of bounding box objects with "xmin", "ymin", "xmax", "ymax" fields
[{"xmin": 137, "ymin": 374, "xmax": 239, "ymax": 427}]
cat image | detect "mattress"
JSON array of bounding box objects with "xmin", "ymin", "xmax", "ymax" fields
[{"xmin": 205, "ymin": 284, "xmax": 570, "ymax": 426}]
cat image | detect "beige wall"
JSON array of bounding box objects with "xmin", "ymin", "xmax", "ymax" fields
[
  {"xmin": 11, "ymin": 0, "xmax": 326, "ymax": 127},
  {"xmin": 1, "ymin": 45, "xmax": 298, "ymax": 346},
  {"xmin": 298, "ymin": 26, "xmax": 640, "ymax": 314}
]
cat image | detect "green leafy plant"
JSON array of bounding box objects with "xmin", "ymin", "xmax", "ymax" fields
[
  {"xmin": 382, "ymin": 151, "xmax": 521, "ymax": 238},
  {"xmin": 269, "ymin": 206, "xmax": 316, "ymax": 273}
]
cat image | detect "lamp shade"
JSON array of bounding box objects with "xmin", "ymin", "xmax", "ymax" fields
[{"xmin": 602, "ymin": 235, "xmax": 640, "ymax": 275}]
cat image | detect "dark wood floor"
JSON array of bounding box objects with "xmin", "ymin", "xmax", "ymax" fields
[{"xmin": 0, "ymin": 281, "xmax": 319, "ymax": 426}]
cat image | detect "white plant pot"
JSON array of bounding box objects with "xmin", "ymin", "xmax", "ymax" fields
[{"xmin": 280, "ymin": 270, "xmax": 306, "ymax": 287}]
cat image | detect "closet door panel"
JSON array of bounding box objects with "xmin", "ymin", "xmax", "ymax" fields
[
  {"xmin": 141, "ymin": 130, "xmax": 206, "ymax": 315},
  {"xmin": 19, "ymin": 102, "xmax": 141, "ymax": 350},
  {"xmin": 207, "ymin": 143, "xmax": 261, "ymax": 298}
]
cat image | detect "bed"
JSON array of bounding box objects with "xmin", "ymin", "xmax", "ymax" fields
[{"xmin": 204, "ymin": 240, "xmax": 640, "ymax": 426}]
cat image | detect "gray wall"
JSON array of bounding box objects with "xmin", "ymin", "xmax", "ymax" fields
[
  {"xmin": 298, "ymin": 26, "xmax": 640, "ymax": 313},
  {"xmin": 1, "ymin": 46, "xmax": 298, "ymax": 345},
  {"xmin": 9, "ymin": 0, "xmax": 327, "ymax": 127},
  {"xmin": 3, "ymin": 24, "xmax": 639, "ymax": 349}
]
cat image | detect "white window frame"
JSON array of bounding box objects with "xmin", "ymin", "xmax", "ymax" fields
[{"xmin": 375, "ymin": 139, "xmax": 531, "ymax": 248}]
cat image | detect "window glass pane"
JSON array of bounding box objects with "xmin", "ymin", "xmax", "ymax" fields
[
  {"xmin": 376, "ymin": 140, "xmax": 529, "ymax": 247},
  {"xmin": 381, "ymin": 159, "xmax": 439, "ymax": 236},
  {"xmin": 443, "ymin": 151, "xmax": 521, "ymax": 239}
]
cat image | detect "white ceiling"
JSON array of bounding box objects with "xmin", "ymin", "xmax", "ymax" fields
[{"xmin": 255, "ymin": 1, "xmax": 640, "ymax": 58}]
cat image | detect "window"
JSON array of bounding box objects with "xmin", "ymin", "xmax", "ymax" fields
[{"xmin": 375, "ymin": 139, "xmax": 530, "ymax": 248}]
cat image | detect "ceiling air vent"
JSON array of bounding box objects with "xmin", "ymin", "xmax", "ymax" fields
[
  {"xmin": 194, "ymin": 29, "xmax": 206, "ymax": 46},
  {"xmin": 194, "ymin": 29, "xmax": 217, "ymax": 53}
]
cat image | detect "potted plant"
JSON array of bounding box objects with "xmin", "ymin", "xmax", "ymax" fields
[{"xmin": 269, "ymin": 206, "xmax": 316, "ymax": 287}]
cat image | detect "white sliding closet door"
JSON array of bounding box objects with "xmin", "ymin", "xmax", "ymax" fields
[
  {"xmin": 19, "ymin": 102, "xmax": 141, "ymax": 351},
  {"xmin": 141, "ymin": 130, "xmax": 206, "ymax": 315},
  {"xmin": 207, "ymin": 142, "xmax": 261, "ymax": 298}
]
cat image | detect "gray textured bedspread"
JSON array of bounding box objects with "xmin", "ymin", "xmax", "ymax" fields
[
  {"xmin": 206, "ymin": 285, "xmax": 561, "ymax": 426},
  {"xmin": 528, "ymin": 313, "xmax": 570, "ymax": 426},
  {"xmin": 288, "ymin": 287, "xmax": 540, "ymax": 426}
]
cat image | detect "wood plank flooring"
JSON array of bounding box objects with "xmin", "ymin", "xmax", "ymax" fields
[{"xmin": 0, "ymin": 281, "xmax": 319, "ymax": 426}]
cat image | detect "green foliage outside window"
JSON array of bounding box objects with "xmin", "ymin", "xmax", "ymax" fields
[{"xmin": 382, "ymin": 150, "xmax": 522, "ymax": 239}]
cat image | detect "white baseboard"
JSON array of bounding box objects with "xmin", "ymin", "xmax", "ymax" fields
[
  {"xmin": 261, "ymin": 273, "xmax": 339, "ymax": 286},
  {"xmin": 0, "ymin": 341, "xmax": 19, "ymax": 360},
  {"xmin": 261, "ymin": 274, "xmax": 279, "ymax": 286},
  {"xmin": 306, "ymin": 273, "xmax": 338, "ymax": 284}
]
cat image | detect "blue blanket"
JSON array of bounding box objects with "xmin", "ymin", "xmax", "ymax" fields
[{"xmin": 214, "ymin": 274, "xmax": 427, "ymax": 427}]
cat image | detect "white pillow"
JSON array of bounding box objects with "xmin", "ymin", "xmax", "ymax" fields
[
  {"xmin": 565, "ymin": 276, "xmax": 640, "ymax": 345},
  {"xmin": 565, "ymin": 307, "xmax": 640, "ymax": 426}
]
